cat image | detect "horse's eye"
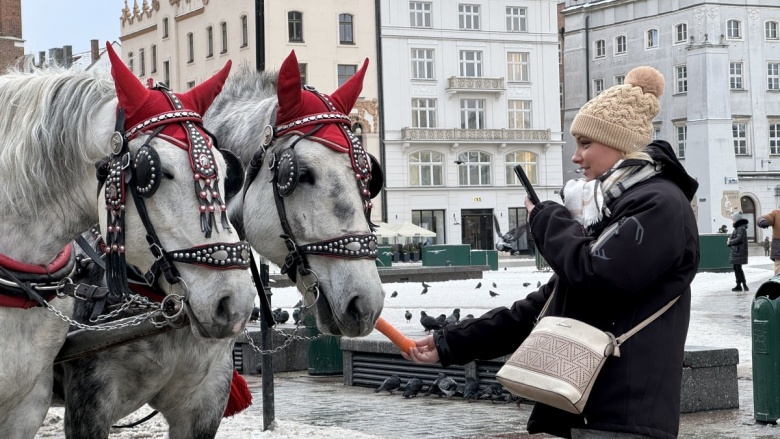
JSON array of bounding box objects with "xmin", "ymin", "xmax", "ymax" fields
[
  {"xmin": 299, "ymin": 170, "xmax": 314, "ymax": 185},
  {"xmin": 162, "ymin": 169, "xmax": 175, "ymax": 180}
]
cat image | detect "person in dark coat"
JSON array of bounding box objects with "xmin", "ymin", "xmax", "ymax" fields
[
  {"xmin": 403, "ymin": 67, "xmax": 699, "ymax": 439},
  {"xmin": 727, "ymin": 211, "xmax": 749, "ymax": 291}
]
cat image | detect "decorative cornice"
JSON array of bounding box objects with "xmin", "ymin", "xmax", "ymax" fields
[
  {"xmin": 121, "ymin": 0, "xmax": 159, "ymax": 27},
  {"xmin": 351, "ymin": 98, "xmax": 380, "ymax": 134},
  {"xmin": 119, "ymin": 24, "xmax": 158, "ymax": 42}
]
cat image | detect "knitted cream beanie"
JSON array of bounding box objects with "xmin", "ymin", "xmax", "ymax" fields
[{"xmin": 570, "ymin": 66, "xmax": 665, "ymax": 154}]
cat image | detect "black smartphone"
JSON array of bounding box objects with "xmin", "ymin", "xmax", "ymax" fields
[{"xmin": 514, "ymin": 164, "xmax": 540, "ymax": 204}]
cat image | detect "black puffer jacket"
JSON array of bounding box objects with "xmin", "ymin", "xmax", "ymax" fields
[
  {"xmin": 727, "ymin": 219, "xmax": 749, "ymax": 265},
  {"xmin": 434, "ymin": 141, "xmax": 699, "ymax": 439}
]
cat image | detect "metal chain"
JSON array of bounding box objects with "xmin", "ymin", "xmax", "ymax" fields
[
  {"xmin": 87, "ymin": 293, "xmax": 159, "ymax": 323},
  {"xmin": 243, "ymin": 321, "xmax": 324, "ymax": 355}
]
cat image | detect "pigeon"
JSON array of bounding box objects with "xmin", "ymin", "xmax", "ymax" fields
[
  {"xmin": 489, "ymin": 290, "xmax": 499, "ymax": 297},
  {"xmin": 272, "ymin": 308, "xmax": 289, "ymax": 324},
  {"xmin": 405, "ymin": 310, "xmax": 412, "ymax": 323},
  {"xmin": 403, "ymin": 378, "xmax": 424, "ymax": 398},
  {"xmin": 461, "ymin": 377, "xmax": 480, "ymax": 402},
  {"xmin": 390, "ymin": 291, "xmax": 398, "ymax": 298},
  {"xmin": 479, "ymin": 383, "xmax": 504, "ymax": 402},
  {"xmin": 249, "ymin": 306, "xmax": 260, "ymax": 322},
  {"xmin": 475, "ymin": 282, "xmax": 482, "ymax": 289},
  {"xmin": 537, "ymin": 280, "xmax": 542, "ymax": 288},
  {"xmin": 292, "ymin": 307, "xmax": 302, "ymax": 325},
  {"xmin": 522, "ymin": 282, "xmax": 531, "ymax": 287},
  {"xmin": 375, "ymin": 374, "xmax": 401, "ymax": 394},
  {"xmin": 445, "ymin": 308, "xmax": 460, "ymax": 326},
  {"xmin": 422, "ymin": 281, "xmax": 431, "ymax": 288},
  {"xmin": 420, "ymin": 311, "xmax": 442, "ymax": 332},
  {"xmin": 435, "ymin": 314, "xmax": 447, "ymax": 327},
  {"xmin": 421, "ymin": 286, "xmax": 428, "ymax": 295},
  {"xmin": 504, "ymin": 267, "xmax": 507, "ymax": 271},
  {"xmin": 492, "ymin": 282, "xmax": 497, "ymax": 288},
  {"xmin": 436, "ymin": 373, "xmax": 459, "ymax": 399},
  {"xmin": 463, "ymin": 313, "xmax": 475, "ymax": 320},
  {"xmin": 294, "ymin": 299, "xmax": 303, "ymax": 308}
]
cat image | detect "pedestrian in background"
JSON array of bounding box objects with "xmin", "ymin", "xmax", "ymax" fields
[
  {"xmin": 764, "ymin": 236, "xmax": 771, "ymax": 256},
  {"xmin": 758, "ymin": 208, "xmax": 780, "ymax": 274},
  {"xmin": 403, "ymin": 66, "xmax": 699, "ymax": 439},
  {"xmin": 727, "ymin": 211, "xmax": 749, "ymax": 291}
]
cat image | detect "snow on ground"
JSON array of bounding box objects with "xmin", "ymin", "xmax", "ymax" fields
[{"xmin": 36, "ymin": 257, "xmax": 771, "ymax": 437}]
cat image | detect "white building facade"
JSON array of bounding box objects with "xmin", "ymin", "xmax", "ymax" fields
[
  {"xmin": 379, "ymin": 0, "xmax": 563, "ymax": 250},
  {"xmin": 562, "ymin": 0, "xmax": 780, "ymax": 239}
]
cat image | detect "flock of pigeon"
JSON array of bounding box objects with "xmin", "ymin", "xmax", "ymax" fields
[
  {"xmin": 374, "ymin": 372, "xmax": 524, "ymax": 405},
  {"xmin": 390, "ymin": 280, "xmax": 542, "ymax": 332},
  {"xmin": 250, "ymin": 300, "xmax": 304, "ymax": 325}
]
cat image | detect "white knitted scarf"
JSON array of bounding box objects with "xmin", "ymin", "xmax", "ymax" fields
[{"xmin": 562, "ymin": 161, "xmax": 660, "ymax": 230}]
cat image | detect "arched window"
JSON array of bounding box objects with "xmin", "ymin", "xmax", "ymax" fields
[
  {"xmin": 505, "ymin": 151, "xmax": 538, "ymax": 185},
  {"xmin": 288, "ymin": 11, "xmax": 303, "ymax": 42},
  {"xmin": 614, "ymin": 35, "xmax": 626, "ymax": 55},
  {"xmin": 187, "ymin": 33, "xmax": 194, "ymax": 63},
  {"xmin": 766, "ymin": 21, "xmax": 779, "ymax": 40},
  {"xmin": 339, "ymin": 13, "xmax": 354, "ymax": 44},
  {"xmin": 206, "ymin": 26, "xmax": 213, "ymax": 57},
  {"xmin": 241, "ymin": 15, "xmax": 249, "ymax": 47},
  {"xmin": 727, "ymin": 19, "xmax": 742, "ymax": 39},
  {"xmin": 409, "ymin": 150, "xmax": 443, "ymax": 186},
  {"xmin": 458, "ymin": 151, "xmax": 491, "ymax": 186},
  {"xmin": 220, "ymin": 22, "xmax": 228, "ymax": 53},
  {"xmin": 127, "ymin": 51, "xmax": 134, "ymax": 73},
  {"xmin": 138, "ymin": 48, "xmax": 145, "ymax": 76},
  {"xmin": 674, "ymin": 23, "xmax": 688, "ymax": 44}
]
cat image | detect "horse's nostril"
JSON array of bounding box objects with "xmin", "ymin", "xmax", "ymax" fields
[{"xmin": 214, "ymin": 295, "xmax": 232, "ymax": 323}]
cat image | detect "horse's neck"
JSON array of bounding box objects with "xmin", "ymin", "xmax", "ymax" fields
[
  {"xmin": 206, "ymin": 96, "xmax": 276, "ymax": 166},
  {"xmin": 0, "ymin": 163, "xmax": 98, "ymax": 265}
]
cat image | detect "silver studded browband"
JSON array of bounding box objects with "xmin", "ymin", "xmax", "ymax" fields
[
  {"xmin": 125, "ymin": 111, "xmax": 202, "ymax": 140},
  {"xmin": 167, "ymin": 242, "xmax": 252, "ymax": 269},
  {"xmin": 298, "ymin": 234, "xmax": 377, "ymax": 259}
]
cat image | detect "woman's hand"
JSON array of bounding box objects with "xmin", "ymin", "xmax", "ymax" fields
[
  {"xmin": 523, "ymin": 196, "xmax": 536, "ymax": 220},
  {"xmin": 401, "ymin": 334, "xmax": 440, "ymax": 364}
]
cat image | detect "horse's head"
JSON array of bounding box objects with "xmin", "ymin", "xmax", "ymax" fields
[
  {"xmin": 237, "ymin": 51, "xmax": 385, "ymax": 337},
  {"xmin": 99, "ymin": 43, "xmax": 255, "ymax": 339}
]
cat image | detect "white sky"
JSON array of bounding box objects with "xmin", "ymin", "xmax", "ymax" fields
[{"xmin": 21, "ymin": 0, "xmax": 121, "ymax": 56}]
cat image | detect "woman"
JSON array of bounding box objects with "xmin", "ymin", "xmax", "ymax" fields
[
  {"xmin": 727, "ymin": 211, "xmax": 749, "ymax": 291},
  {"xmin": 404, "ymin": 66, "xmax": 699, "ymax": 439}
]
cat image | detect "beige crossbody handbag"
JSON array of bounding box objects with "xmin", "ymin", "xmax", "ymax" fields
[{"xmin": 496, "ymin": 290, "xmax": 679, "ymax": 414}]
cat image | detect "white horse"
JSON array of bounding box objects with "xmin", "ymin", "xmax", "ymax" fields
[
  {"xmin": 205, "ymin": 50, "xmax": 385, "ymax": 337},
  {"xmin": 51, "ymin": 45, "xmax": 256, "ymax": 438}
]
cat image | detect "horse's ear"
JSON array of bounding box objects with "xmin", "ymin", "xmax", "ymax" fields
[
  {"xmin": 183, "ymin": 60, "xmax": 232, "ymax": 115},
  {"xmin": 105, "ymin": 42, "xmax": 149, "ymax": 121},
  {"xmin": 330, "ymin": 58, "xmax": 368, "ymax": 114},
  {"xmin": 276, "ymin": 50, "xmax": 303, "ymax": 124}
]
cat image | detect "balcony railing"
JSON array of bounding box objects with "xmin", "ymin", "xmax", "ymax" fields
[
  {"xmin": 401, "ymin": 128, "xmax": 551, "ymax": 142},
  {"xmin": 446, "ymin": 76, "xmax": 505, "ymax": 96}
]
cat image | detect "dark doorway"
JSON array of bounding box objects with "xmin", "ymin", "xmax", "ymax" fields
[
  {"xmin": 461, "ymin": 209, "xmax": 493, "ymax": 250},
  {"xmin": 507, "ymin": 207, "xmax": 531, "ymax": 254},
  {"xmin": 741, "ymin": 196, "xmax": 756, "ymax": 242}
]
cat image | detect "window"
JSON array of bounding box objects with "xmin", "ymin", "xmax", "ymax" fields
[
  {"xmin": 614, "ymin": 75, "xmax": 625, "ymax": 85},
  {"xmin": 460, "ymin": 99, "xmax": 485, "ymax": 129},
  {"xmin": 646, "ymin": 28, "xmax": 659, "ymax": 49},
  {"xmin": 558, "ymin": 41, "xmax": 562, "ymax": 65},
  {"xmin": 730, "ymin": 62, "xmax": 744, "ymax": 90},
  {"xmin": 220, "ymin": 22, "xmax": 227, "ymax": 53},
  {"xmin": 150, "ymin": 44, "xmax": 157, "ymax": 73},
  {"xmin": 299, "ymin": 63, "xmax": 307, "ymax": 86},
  {"xmin": 459, "ymin": 50, "xmax": 482, "ymax": 77},
  {"xmin": 675, "ymin": 65, "xmax": 687, "ymax": 93},
  {"xmin": 733, "ymin": 122, "xmax": 748, "ymax": 155},
  {"xmin": 163, "ymin": 60, "xmax": 170, "ymax": 85},
  {"xmin": 505, "ymin": 151, "xmax": 537, "ymax": 185},
  {"xmin": 653, "ymin": 127, "xmax": 661, "ymax": 141},
  {"xmin": 411, "ymin": 98, "xmax": 437, "ymax": 128},
  {"xmin": 206, "ymin": 26, "xmax": 213, "ymax": 58},
  {"xmin": 241, "ymin": 15, "xmax": 248, "ymax": 47},
  {"xmin": 506, "ymin": 7, "xmax": 527, "ymax": 32},
  {"xmin": 593, "ymin": 78, "xmax": 604, "ymax": 97},
  {"xmin": 409, "ymin": 2, "xmax": 432, "ymax": 28},
  {"xmin": 506, "ymin": 52, "xmax": 529, "ymax": 82},
  {"xmin": 727, "ymin": 19, "xmax": 742, "ymax": 39},
  {"xmin": 676, "ymin": 125, "xmax": 687, "ymax": 158},
  {"xmin": 411, "ymin": 210, "xmax": 444, "ymax": 244},
  {"xmin": 770, "ymin": 123, "xmax": 780, "ymax": 155},
  {"xmin": 339, "ymin": 14, "xmax": 354, "ymax": 44},
  {"xmin": 559, "ymin": 82, "xmax": 563, "ymax": 109},
  {"xmin": 187, "ymin": 80, "xmax": 196, "ymax": 89},
  {"xmin": 594, "ymin": 39, "xmax": 605, "ymax": 58},
  {"xmin": 767, "ymin": 21, "xmax": 779, "ymax": 40},
  {"xmin": 615, "ymin": 35, "xmax": 627, "ymax": 55},
  {"xmin": 508, "ymin": 100, "xmax": 532, "ymax": 129},
  {"xmin": 187, "ymin": 33, "xmax": 194, "ymax": 63},
  {"xmin": 128, "ymin": 51, "xmax": 134, "ymax": 73},
  {"xmin": 459, "ymin": 4, "xmax": 480, "ymax": 30},
  {"xmin": 338, "ymin": 64, "xmax": 357, "ymax": 87},
  {"xmin": 675, "ymin": 23, "xmax": 688, "ymax": 44},
  {"xmin": 411, "ymin": 48, "xmax": 434, "ymax": 79},
  {"xmin": 162, "ymin": 17, "xmax": 169, "ymax": 38},
  {"xmin": 769, "ymin": 63, "xmax": 780, "ymax": 90},
  {"xmin": 139, "ymin": 48, "xmax": 145, "ymax": 76},
  {"xmin": 288, "ymin": 11, "xmax": 303, "ymax": 42},
  {"xmin": 409, "ymin": 151, "xmax": 443, "ymax": 186},
  {"xmin": 457, "ymin": 151, "xmax": 491, "ymax": 186},
  {"xmin": 764, "ymin": 124, "xmax": 780, "ymax": 161}
]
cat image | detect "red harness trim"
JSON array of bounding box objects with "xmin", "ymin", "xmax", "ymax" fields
[
  {"xmin": 129, "ymin": 281, "xmax": 166, "ymax": 303},
  {"xmin": 0, "ymin": 243, "xmax": 73, "ymax": 275}
]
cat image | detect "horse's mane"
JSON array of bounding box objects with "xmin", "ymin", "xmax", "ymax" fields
[
  {"xmin": 205, "ymin": 64, "xmax": 279, "ymax": 163},
  {"xmin": 0, "ymin": 67, "xmax": 116, "ymax": 218}
]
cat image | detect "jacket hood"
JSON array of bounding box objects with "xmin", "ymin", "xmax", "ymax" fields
[
  {"xmin": 733, "ymin": 218, "xmax": 749, "ymax": 228},
  {"xmin": 646, "ymin": 140, "xmax": 699, "ymax": 202}
]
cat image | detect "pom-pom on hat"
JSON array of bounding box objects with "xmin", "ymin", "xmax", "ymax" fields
[{"xmin": 570, "ymin": 66, "xmax": 665, "ymax": 154}]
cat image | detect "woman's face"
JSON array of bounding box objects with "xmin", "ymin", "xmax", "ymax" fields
[{"xmin": 571, "ymin": 136, "xmax": 623, "ymax": 181}]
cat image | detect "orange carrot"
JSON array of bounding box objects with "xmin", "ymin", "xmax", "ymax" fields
[{"xmin": 375, "ymin": 317, "xmax": 416, "ymax": 353}]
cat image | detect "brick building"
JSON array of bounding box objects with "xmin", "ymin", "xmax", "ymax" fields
[{"xmin": 0, "ymin": 0, "xmax": 23, "ymax": 72}]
